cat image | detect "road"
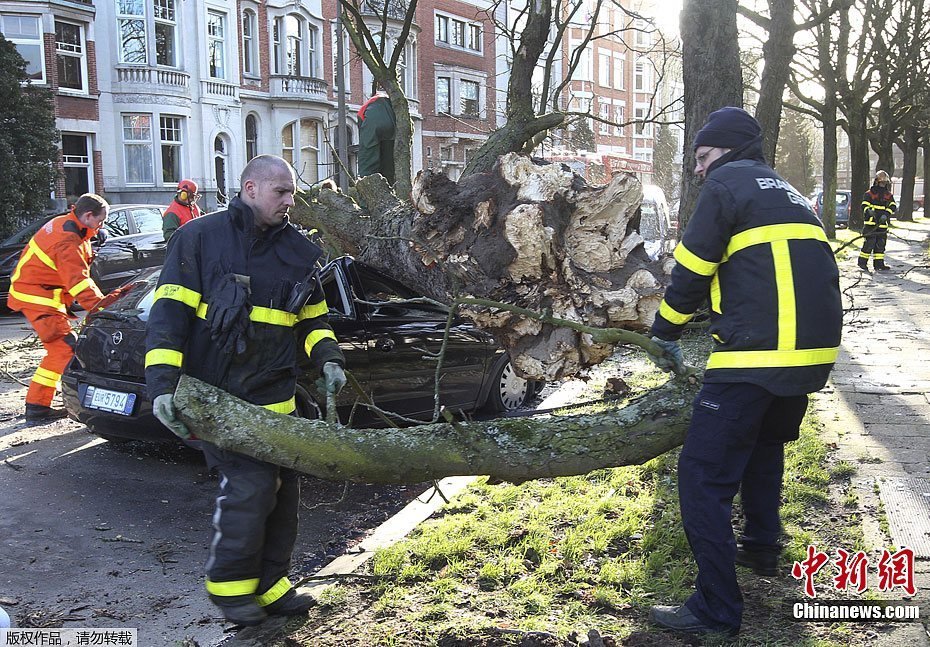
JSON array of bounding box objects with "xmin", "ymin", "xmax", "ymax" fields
[{"xmin": 0, "ymin": 312, "xmax": 418, "ymax": 646}]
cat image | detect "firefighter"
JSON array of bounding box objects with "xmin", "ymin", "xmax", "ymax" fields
[
  {"xmin": 7, "ymin": 194, "xmax": 110, "ymax": 423},
  {"xmin": 357, "ymin": 90, "xmax": 396, "ymax": 184},
  {"xmin": 162, "ymin": 179, "xmax": 202, "ymax": 242},
  {"xmin": 858, "ymin": 170, "xmax": 896, "ymax": 271},
  {"xmin": 646, "ymin": 107, "xmax": 843, "ymax": 636},
  {"xmin": 144, "ymin": 155, "xmax": 346, "ymax": 627}
]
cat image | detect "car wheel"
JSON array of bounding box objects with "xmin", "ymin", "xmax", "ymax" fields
[{"xmin": 485, "ymin": 359, "xmax": 530, "ymax": 413}]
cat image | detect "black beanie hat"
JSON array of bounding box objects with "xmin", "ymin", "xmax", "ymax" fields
[{"xmin": 693, "ymin": 107, "xmax": 762, "ymax": 151}]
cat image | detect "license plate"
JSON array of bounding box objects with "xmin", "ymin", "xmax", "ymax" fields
[{"xmin": 83, "ymin": 385, "xmax": 136, "ymax": 416}]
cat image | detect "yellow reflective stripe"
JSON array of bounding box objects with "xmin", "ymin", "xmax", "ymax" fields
[
  {"xmin": 673, "ymin": 243, "xmax": 718, "ymax": 277},
  {"xmin": 858, "ymin": 252, "xmax": 870, "ymax": 259},
  {"xmin": 710, "ymin": 273, "xmax": 722, "ymax": 314},
  {"xmin": 711, "ymin": 333, "xmax": 724, "ymax": 343},
  {"xmin": 68, "ymin": 277, "xmax": 93, "ymax": 297},
  {"xmin": 874, "ymin": 253, "xmax": 884, "ymax": 259},
  {"xmin": 771, "ymin": 240, "xmax": 796, "ymax": 350},
  {"xmin": 205, "ymin": 578, "xmax": 260, "ymax": 597},
  {"xmin": 255, "ymin": 577, "xmax": 293, "ymax": 607},
  {"xmin": 154, "ymin": 283, "xmax": 202, "ymax": 310},
  {"xmin": 862, "ymin": 202, "xmax": 893, "ymax": 212},
  {"xmin": 304, "ymin": 329, "xmax": 337, "ymax": 356},
  {"xmin": 262, "ymin": 397, "xmax": 296, "ymax": 414},
  {"xmin": 8, "ymin": 287, "xmax": 66, "ymax": 312},
  {"xmin": 726, "ymin": 223, "xmax": 827, "ymax": 257},
  {"xmin": 297, "ymin": 299, "xmax": 328, "ymax": 321},
  {"xmin": 28, "ymin": 239, "xmax": 57, "ymax": 270},
  {"xmin": 659, "ymin": 300, "xmax": 692, "ymax": 325},
  {"xmin": 144, "ymin": 348, "xmax": 183, "ymax": 368},
  {"xmin": 706, "ymin": 347, "xmax": 839, "ymax": 370},
  {"xmin": 196, "ymin": 302, "xmax": 208, "ymax": 319},
  {"xmin": 32, "ymin": 366, "xmax": 61, "ymax": 388},
  {"xmin": 250, "ymin": 306, "xmax": 296, "ymax": 327}
]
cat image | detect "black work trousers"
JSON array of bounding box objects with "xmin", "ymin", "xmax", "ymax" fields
[
  {"xmin": 201, "ymin": 441, "xmax": 300, "ymax": 607},
  {"xmin": 678, "ymin": 382, "xmax": 808, "ymax": 633},
  {"xmin": 860, "ymin": 225, "xmax": 888, "ymax": 263}
]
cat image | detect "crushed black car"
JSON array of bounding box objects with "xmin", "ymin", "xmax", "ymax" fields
[{"xmin": 62, "ymin": 257, "xmax": 542, "ymax": 442}]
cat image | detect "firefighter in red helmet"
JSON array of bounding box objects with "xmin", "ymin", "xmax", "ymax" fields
[{"xmin": 162, "ymin": 179, "xmax": 202, "ymax": 242}]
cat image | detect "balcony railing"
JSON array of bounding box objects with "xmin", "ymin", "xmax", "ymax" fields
[
  {"xmin": 203, "ymin": 79, "xmax": 239, "ymax": 100},
  {"xmin": 269, "ymin": 75, "xmax": 328, "ymax": 101},
  {"xmin": 115, "ymin": 66, "xmax": 190, "ymax": 92}
]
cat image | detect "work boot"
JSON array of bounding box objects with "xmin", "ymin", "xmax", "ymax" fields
[
  {"xmin": 217, "ymin": 600, "xmax": 267, "ymax": 627},
  {"xmin": 736, "ymin": 544, "xmax": 779, "ymax": 576},
  {"xmin": 649, "ymin": 604, "xmax": 738, "ymax": 637},
  {"xmin": 875, "ymin": 261, "xmax": 890, "ymax": 271},
  {"xmin": 25, "ymin": 404, "xmax": 69, "ymax": 424},
  {"xmin": 264, "ymin": 589, "xmax": 316, "ymax": 616},
  {"xmin": 857, "ymin": 259, "xmax": 870, "ymax": 271}
]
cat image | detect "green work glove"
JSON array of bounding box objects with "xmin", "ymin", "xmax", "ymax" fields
[
  {"xmin": 153, "ymin": 393, "xmax": 191, "ymax": 440},
  {"xmin": 648, "ymin": 336, "xmax": 685, "ymax": 375},
  {"xmin": 321, "ymin": 362, "xmax": 346, "ymax": 395}
]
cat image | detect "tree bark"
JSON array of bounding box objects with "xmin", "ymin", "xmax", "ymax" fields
[
  {"xmin": 754, "ymin": 0, "xmax": 797, "ymax": 165},
  {"xmin": 174, "ymin": 374, "xmax": 699, "ymax": 484},
  {"xmin": 678, "ymin": 0, "xmax": 743, "ymax": 232},
  {"xmin": 897, "ymin": 126, "xmax": 918, "ymax": 221}
]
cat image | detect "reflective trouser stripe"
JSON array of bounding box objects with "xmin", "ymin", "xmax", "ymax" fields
[
  {"xmin": 31, "ymin": 366, "xmax": 61, "ymax": 388},
  {"xmin": 262, "ymin": 397, "xmax": 296, "ymax": 415},
  {"xmin": 205, "ymin": 577, "xmax": 260, "ymax": 597},
  {"xmin": 256, "ymin": 577, "xmax": 292, "ymax": 607}
]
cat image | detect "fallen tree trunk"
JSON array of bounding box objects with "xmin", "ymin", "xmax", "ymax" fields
[
  {"xmin": 174, "ymin": 374, "xmax": 698, "ymax": 484},
  {"xmin": 292, "ymin": 153, "xmax": 675, "ymax": 381}
]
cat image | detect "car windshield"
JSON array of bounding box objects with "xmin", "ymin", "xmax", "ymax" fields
[
  {"xmin": 836, "ymin": 194, "xmax": 849, "ymax": 205},
  {"xmin": 132, "ymin": 208, "xmax": 164, "ymax": 233}
]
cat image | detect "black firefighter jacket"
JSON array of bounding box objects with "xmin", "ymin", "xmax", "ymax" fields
[
  {"xmin": 861, "ymin": 185, "xmax": 896, "ymax": 230},
  {"xmin": 144, "ymin": 196, "xmax": 344, "ymax": 413},
  {"xmin": 651, "ymin": 138, "xmax": 843, "ymax": 397}
]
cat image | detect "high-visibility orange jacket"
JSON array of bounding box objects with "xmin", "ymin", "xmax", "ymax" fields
[{"xmin": 7, "ymin": 211, "xmax": 104, "ymax": 315}]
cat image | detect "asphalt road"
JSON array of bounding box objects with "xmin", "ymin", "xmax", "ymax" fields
[{"xmin": 0, "ymin": 312, "xmax": 419, "ymax": 646}]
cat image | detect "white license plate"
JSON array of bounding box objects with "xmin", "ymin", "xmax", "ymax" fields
[{"xmin": 83, "ymin": 386, "xmax": 136, "ymax": 416}]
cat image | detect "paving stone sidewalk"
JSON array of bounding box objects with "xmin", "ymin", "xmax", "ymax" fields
[{"xmin": 811, "ymin": 219, "xmax": 930, "ymax": 645}]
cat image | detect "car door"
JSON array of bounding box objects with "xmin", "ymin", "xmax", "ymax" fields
[
  {"xmin": 92, "ymin": 207, "xmax": 167, "ymax": 291},
  {"xmin": 351, "ymin": 263, "xmax": 489, "ymax": 421}
]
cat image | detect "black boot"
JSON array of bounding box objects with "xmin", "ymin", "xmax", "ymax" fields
[
  {"xmin": 264, "ymin": 590, "xmax": 316, "ymax": 616},
  {"xmin": 216, "ymin": 600, "xmax": 267, "ymax": 627},
  {"xmin": 858, "ymin": 258, "xmax": 869, "ymax": 271},
  {"xmin": 875, "ymin": 261, "xmax": 890, "ymax": 271},
  {"xmin": 25, "ymin": 404, "xmax": 69, "ymax": 424},
  {"xmin": 736, "ymin": 544, "xmax": 779, "ymax": 576}
]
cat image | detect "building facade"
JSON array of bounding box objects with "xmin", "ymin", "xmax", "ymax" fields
[{"xmin": 1, "ymin": 0, "xmax": 677, "ymax": 211}]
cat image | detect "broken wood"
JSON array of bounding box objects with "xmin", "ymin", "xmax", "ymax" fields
[{"xmin": 173, "ymin": 373, "xmax": 698, "ymax": 484}]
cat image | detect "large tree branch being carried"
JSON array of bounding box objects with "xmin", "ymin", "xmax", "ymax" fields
[{"xmin": 174, "ymin": 374, "xmax": 698, "ymax": 484}]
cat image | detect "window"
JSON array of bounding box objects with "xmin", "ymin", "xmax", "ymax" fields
[
  {"xmin": 62, "ymin": 134, "xmax": 91, "ymax": 200},
  {"xmin": 614, "ymin": 102, "xmax": 625, "ymax": 136},
  {"xmin": 460, "ymin": 79, "xmax": 479, "ymax": 117},
  {"xmin": 598, "ymin": 50, "xmax": 610, "ymax": 88},
  {"xmin": 273, "ymin": 18, "xmax": 282, "ymax": 74},
  {"xmin": 55, "ymin": 21, "xmax": 86, "ymax": 92},
  {"xmin": 634, "ymin": 105, "xmax": 652, "ymax": 137},
  {"xmin": 245, "ymin": 114, "xmax": 258, "ymax": 161},
  {"xmin": 154, "ymin": 0, "xmax": 176, "ymax": 67},
  {"xmin": 207, "ymin": 10, "xmax": 226, "ymax": 79},
  {"xmin": 331, "ymin": 23, "xmax": 350, "ymax": 92},
  {"xmin": 435, "ymin": 15, "xmax": 448, "ymax": 43},
  {"xmin": 634, "ymin": 58, "xmax": 652, "ymax": 92},
  {"xmin": 599, "ymin": 102, "xmax": 610, "ymax": 134},
  {"xmin": 123, "ymin": 114, "xmax": 154, "ymax": 184},
  {"xmin": 308, "ymin": 25, "xmax": 318, "ymax": 77},
  {"xmin": 635, "ymin": 18, "xmax": 651, "ymax": 47},
  {"xmin": 613, "ymin": 54, "xmax": 624, "ymax": 89},
  {"xmin": 281, "ymin": 119, "xmax": 321, "ymax": 184},
  {"xmin": 117, "ymin": 0, "xmax": 147, "ymax": 64},
  {"xmin": 215, "ymin": 136, "xmax": 229, "ymax": 204},
  {"xmin": 436, "ymin": 77, "xmax": 451, "ymax": 114},
  {"xmin": 286, "ymin": 15, "xmax": 302, "ymax": 76},
  {"xmin": 572, "ymin": 44, "xmax": 592, "ymax": 81},
  {"xmin": 160, "ymin": 116, "xmax": 182, "ymax": 184},
  {"xmin": 282, "ymin": 122, "xmax": 294, "ymax": 165},
  {"xmin": 2, "ymin": 14, "xmax": 45, "ymax": 81},
  {"xmin": 435, "ymin": 13, "xmax": 481, "ymax": 53},
  {"xmin": 242, "ymin": 10, "xmax": 256, "ymax": 75},
  {"xmin": 106, "ymin": 210, "xmax": 131, "ymax": 236}
]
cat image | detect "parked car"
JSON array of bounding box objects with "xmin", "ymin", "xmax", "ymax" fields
[
  {"xmin": 0, "ymin": 204, "xmax": 165, "ymax": 308},
  {"xmin": 61, "ymin": 257, "xmax": 542, "ymax": 443},
  {"xmin": 811, "ymin": 190, "xmax": 853, "ymax": 228},
  {"xmin": 639, "ymin": 185, "xmax": 676, "ymax": 259}
]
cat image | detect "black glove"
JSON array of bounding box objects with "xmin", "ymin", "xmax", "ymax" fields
[
  {"xmin": 63, "ymin": 331, "xmax": 78, "ymax": 350},
  {"xmin": 207, "ymin": 274, "xmax": 252, "ymax": 355}
]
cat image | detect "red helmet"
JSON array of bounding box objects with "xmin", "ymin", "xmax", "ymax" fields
[{"xmin": 177, "ymin": 179, "xmax": 199, "ymax": 204}]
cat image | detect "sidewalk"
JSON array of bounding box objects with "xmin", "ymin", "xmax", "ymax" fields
[{"xmin": 812, "ymin": 219, "xmax": 930, "ymax": 645}]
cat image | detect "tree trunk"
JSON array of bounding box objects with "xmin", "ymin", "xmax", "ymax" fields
[
  {"xmin": 174, "ymin": 374, "xmax": 699, "ymax": 484},
  {"xmin": 821, "ymin": 104, "xmax": 839, "ymax": 237},
  {"xmin": 293, "ymin": 154, "xmax": 673, "ymax": 381},
  {"xmin": 755, "ymin": 0, "xmax": 796, "ymax": 165},
  {"xmin": 845, "ymin": 109, "xmax": 871, "ymax": 230},
  {"xmin": 897, "ymin": 126, "xmax": 918, "ymax": 221},
  {"xmin": 678, "ymin": 0, "xmax": 743, "ymax": 231},
  {"xmin": 923, "ymin": 133, "xmax": 930, "ymax": 213}
]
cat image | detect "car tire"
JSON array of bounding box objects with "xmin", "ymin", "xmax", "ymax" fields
[{"xmin": 484, "ymin": 358, "xmax": 531, "ymax": 413}]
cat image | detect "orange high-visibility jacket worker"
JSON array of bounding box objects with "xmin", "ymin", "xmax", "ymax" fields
[{"xmin": 7, "ymin": 193, "xmax": 109, "ymax": 423}]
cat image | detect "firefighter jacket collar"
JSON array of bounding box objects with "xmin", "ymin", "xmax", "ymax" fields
[
  {"xmin": 227, "ymin": 195, "xmax": 292, "ymax": 240},
  {"xmin": 705, "ymin": 135, "xmax": 765, "ymax": 177},
  {"xmin": 65, "ymin": 210, "xmax": 98, "ymax": 242}
]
